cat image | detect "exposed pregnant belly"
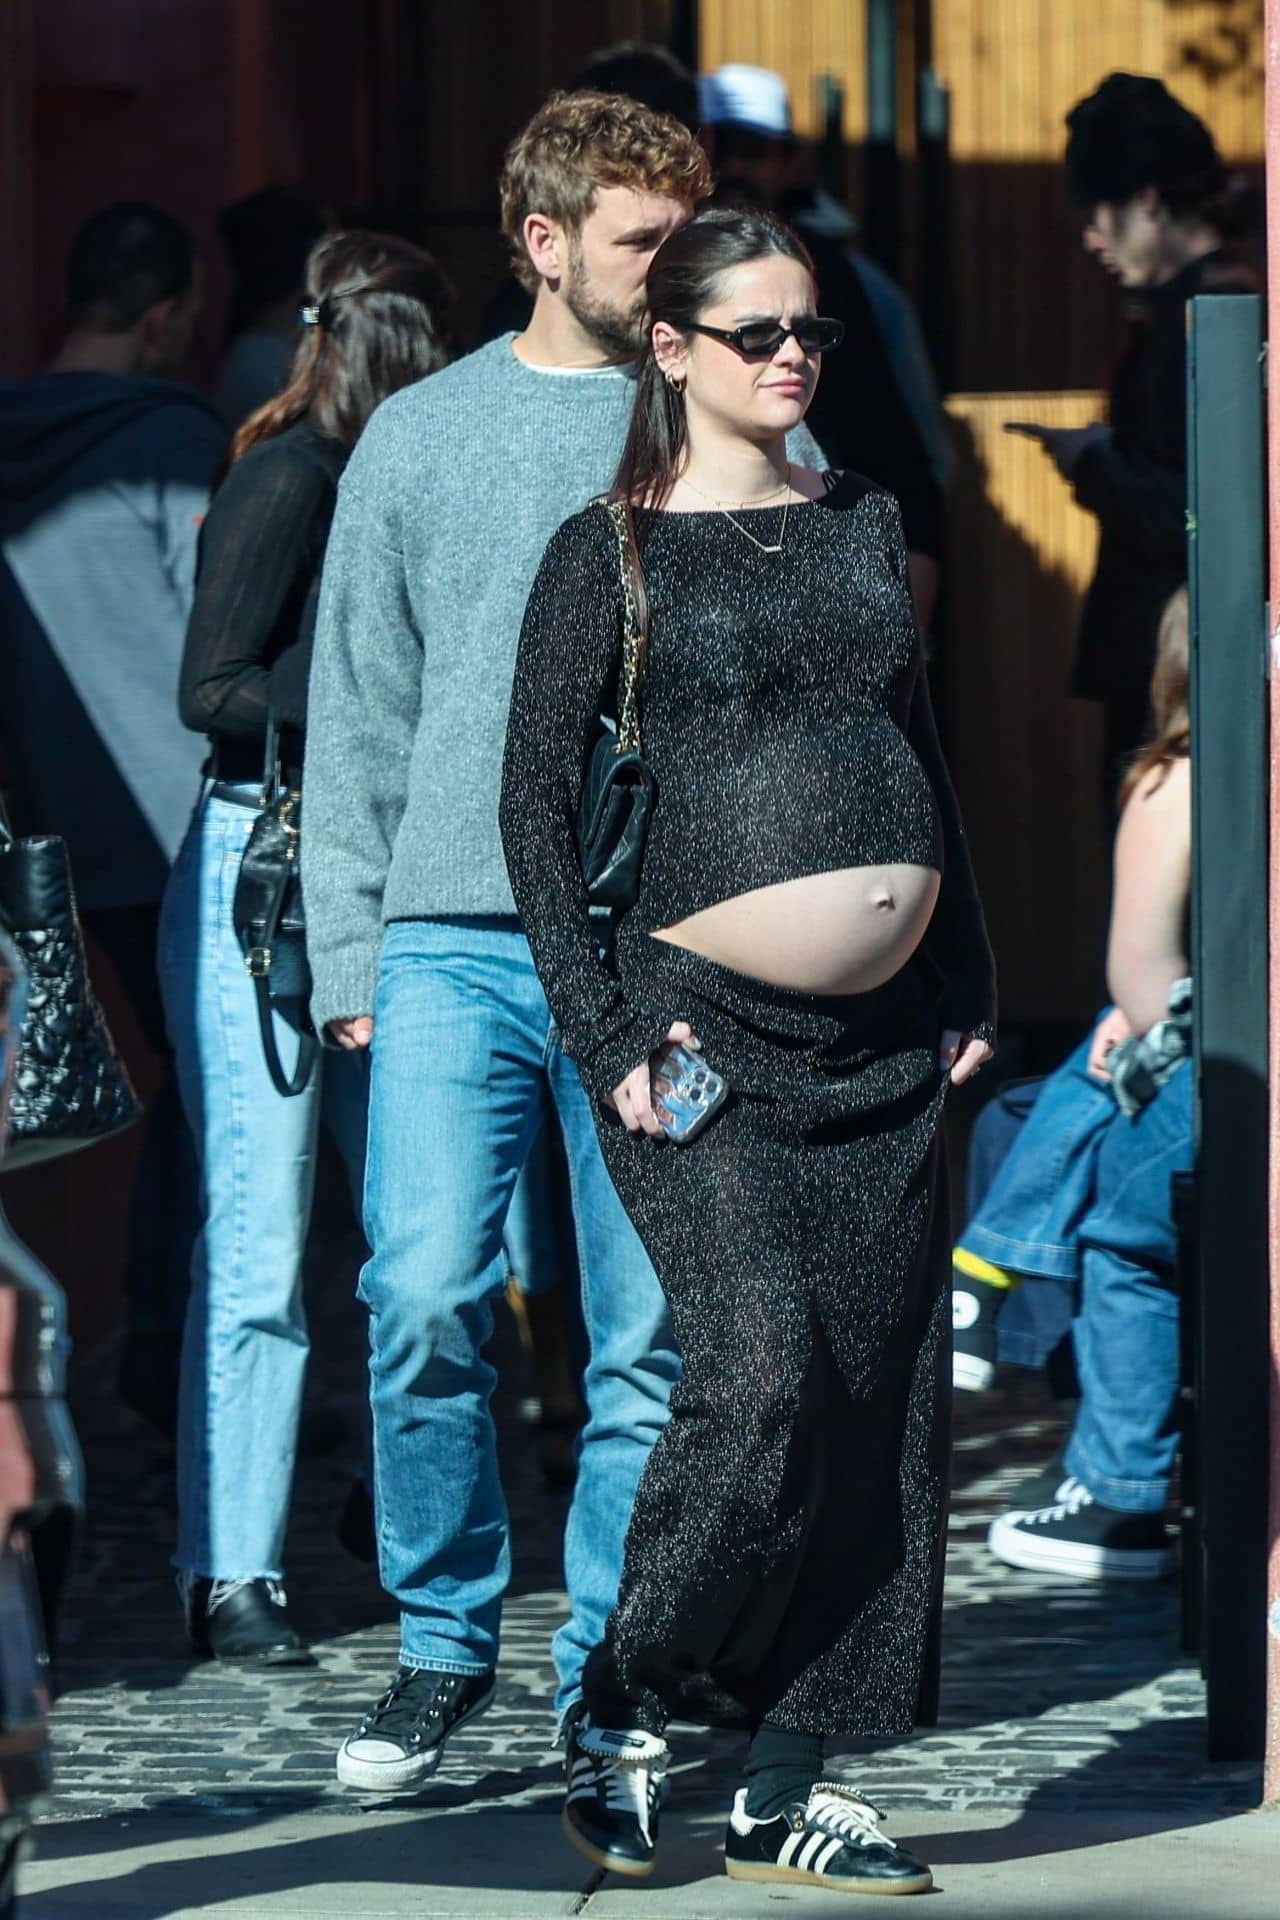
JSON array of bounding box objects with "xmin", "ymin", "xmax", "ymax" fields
[{"xmin": 651, "ymin": 865, "xmax": 942, "ymax": 995}]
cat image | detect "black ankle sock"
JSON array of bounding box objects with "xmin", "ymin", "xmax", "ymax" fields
[{"xmin": 743, "ymin": 1724, "xmax": 825, "ymax": 1820}]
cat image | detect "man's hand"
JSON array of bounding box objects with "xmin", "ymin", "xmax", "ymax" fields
[
  {"xmin": 1087, "ymin": 1007, "xmax": 1132, "ymax": 1081},
  {"xmin": 608, "ymin": 1021, "xmax": 698, "ymax": 1136},
  {"xmin": 328, "ymin": 1015, "xmax": 374, "ymax": 1051}
]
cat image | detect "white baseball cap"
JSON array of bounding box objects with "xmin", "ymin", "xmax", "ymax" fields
[{"xmin": 698, "ymin": 64, "xmax": 792, "ymax": 138}]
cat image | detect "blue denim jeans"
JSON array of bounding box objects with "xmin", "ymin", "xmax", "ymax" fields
[
  {"xmin": 159, "ymin": 788, "xmax": 369, "ymax": 1579},
  {"xmin": 504, "ymin": 1102, "xmax": 577, "ymax": 1300},
  {"xmin": 960, "ymin": 1016, "xmax": 1191, "ymax": 1510},
  {"xmin": 362, "ymin": 917, "xmax": 678, "ymax": 1711},
  {"xmin": 1065, "ymin": 1058, "xmax": 1191, "ymax": 1511},
  {"xmin": 959, "ymin": 1021, "xmax": 1116, "ymax": 1292}
]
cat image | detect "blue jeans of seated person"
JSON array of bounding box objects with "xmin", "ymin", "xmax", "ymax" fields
[
  {"xmin": 362, "ymin": 917, "xmax": 678, "ymax": 1714},
  {"xmin": 962, "ymin": 1076, "xmax": 1072, "ymax": 1374},
  {"xmin": 959, "ymin": 1017, "xmax": 1191, "ymax": 1512},
  {"xmin": 960, "ymin": 1019, "xmax": 1118, "ymax": 1371},
  {"xmin": 1065, "ymin": 1057, "xmax": 1191, "ymax": 1512},
  {"xmin": 159, "ymin": 787, "xmax": 369, "ymax": 1582}
]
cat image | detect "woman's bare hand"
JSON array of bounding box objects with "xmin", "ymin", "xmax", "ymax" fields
[
  {"xmin": 1087, "ymin": 1006, "xmax": 1132, "ymax": 1081},
  {"xmin": 608, "ymin": 1021, "xmax": 699, "ymax": 1134},
  {"xmin": 940, "ymin": 1029, "xmax": 994, "ymax": 1086},
  {"xmin": 327, "ymin": 1015, "xmax": 374, "ymax": 1051}
]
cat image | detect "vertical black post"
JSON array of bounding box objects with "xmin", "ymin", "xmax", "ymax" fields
[
  {"xmin": 863, "ymin": 0, "xmax": 900, "ymax": 274},
  {"xmin": 916, "ymin": 63, "xmax": 951, "ymax": 391},
  {"xmin": 815, "ymin": 73, "xmax": 847, "ymax": 207},
  {"xmin": 1187, "ymin": 294, "xmax": 1269, "ymax": 1760}
]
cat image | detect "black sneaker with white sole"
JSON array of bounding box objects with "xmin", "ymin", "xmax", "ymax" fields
[
  {"xmin": 562, "ymin": 1716, "xmax": 668, "ymax": 1878},
  {"xmin": 336, "ymin": 1666, "xmax": 495, "ymax": 1790},
  {"xmin": 725, "ymin": 1782, "xmax": 933, "ymax": 1894},
  {"xmin": 988, "ymin": 1476, "xmax": 1173, "ymax": 1580}
]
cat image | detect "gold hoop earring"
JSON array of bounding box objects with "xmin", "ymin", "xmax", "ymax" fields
[{"xmin": 664, "ymin": 371, "xmax": 685, "ymax": 394}]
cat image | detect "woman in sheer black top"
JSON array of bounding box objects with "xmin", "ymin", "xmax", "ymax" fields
[
  {"xmin": 158, "ymin": 233, "xmax": 454, "ymax": 1665},
  {"xmin": 501, "ymin": 208, "xmax": 994, "ymax": 1895}
]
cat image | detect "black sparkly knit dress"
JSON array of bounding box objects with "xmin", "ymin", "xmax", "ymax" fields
[{"xmin": 499, "ymin": 472, "xmax": 995, "ymax": 1739}]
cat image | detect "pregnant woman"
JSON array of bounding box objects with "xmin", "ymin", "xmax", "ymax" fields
[{"xmin": 500, "ymin": 207, "xmax": 994, "ymax": 1897}]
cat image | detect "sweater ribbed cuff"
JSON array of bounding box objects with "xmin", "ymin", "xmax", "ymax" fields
[{"xmin": 309, "ymin": 946, "xmax": 380, "ymax": 1037}]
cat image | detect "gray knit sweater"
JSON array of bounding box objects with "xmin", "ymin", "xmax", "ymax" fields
[{"xmin": 302, "ymin": 334, "xmax": 821, "ymax": 1027}]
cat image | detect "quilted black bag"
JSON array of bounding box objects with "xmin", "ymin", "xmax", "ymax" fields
[
  {"xmin": 576, "ymin": 497, "xmax": 656, "ymax": 912},
  {"xmin": 0, "ymin": 801, "xmax": 142, "ymax": 1168},
  {"xmin": 231, "ymin": 723, "xmax": 317, "ymax": 1098}
]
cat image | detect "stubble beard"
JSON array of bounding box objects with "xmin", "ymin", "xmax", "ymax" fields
[{"xmin": 564, "ymin": 251, "xmax": 649, "ymax": 360}]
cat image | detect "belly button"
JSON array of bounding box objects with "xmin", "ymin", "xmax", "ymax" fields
[{"xmin": 871, "ymin": 889, "xmax": 896, "ymax": 912}]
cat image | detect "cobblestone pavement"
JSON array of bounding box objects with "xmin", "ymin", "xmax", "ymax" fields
[{"xmin": 44, "ymin": 1213, "xmax": 1262, "ymax": 1837}]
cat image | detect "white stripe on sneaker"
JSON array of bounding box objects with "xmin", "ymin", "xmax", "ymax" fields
[
  {"xmin": 817, "ymin": 1835, "xmax": 847, "ymax": 1873},
  {"xmin": 796, "ymin": 1833, "xmax": 826, "ymax": 1872},
  {"xmin": 779, "ymin": 1830, "xmax": 807, "ymax": 1868}
]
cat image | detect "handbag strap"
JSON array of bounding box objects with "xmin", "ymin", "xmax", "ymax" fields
[
  {"xmin": 602, "ymin": 497, "xmax": 649, "ymax": 755},
  {"xmin": 246, "ymin": 829, "xmax": 317, "ymax": 1097},
  {"xmin": 260, "ymin": 716, "xmax": 284, "ymax": 806},
  {"xmin": 250, "ymin": 969, "xmax": 318, "ymax": 1097}
]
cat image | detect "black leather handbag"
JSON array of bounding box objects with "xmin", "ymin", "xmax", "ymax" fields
[
  {"xmin": 576, "ymin": 497, "xmax": 656, "ymax": 912},
  {"xmin": 0, "ymin": 800, "xmax": 142, "ymax": 1168},
  {"xmin": 231, "ymin": 724, "xmax": 317, "ymax": 1098}
]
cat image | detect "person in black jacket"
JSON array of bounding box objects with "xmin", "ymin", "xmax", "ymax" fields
[
  {"xmin": 696, "ymin": 64, "xmax": 946, "ymax": 631},
  {"xmin": 157, "ymin": 232, "xmax": 454, "ymax": 1664},
  {"xmin": 1008, "ymin": 73, "xmax": 1257, "ymax": 810}
]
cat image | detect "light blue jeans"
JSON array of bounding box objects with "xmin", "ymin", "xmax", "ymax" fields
[
  {"xmin": 158, "ymin": 787, "xmax": 368, "ymax": 1580},
  {"xmin": 363, "ymin": 917, "xmax": 677, "ymax": 1713}
]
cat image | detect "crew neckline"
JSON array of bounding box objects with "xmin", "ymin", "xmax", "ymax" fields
[{"xmin": 507, "ymin": 336, "xmax": 632, "ymax": 379}]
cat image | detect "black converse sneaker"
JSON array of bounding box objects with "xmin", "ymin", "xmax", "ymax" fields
[
  {"xmin": 562, "ymin": 1715, "xmax": 668, "ymax": 1878},
  {"xmin": 988, "ymin": 1476, "xmax": 1173, "ymax": 1580},
  {"xmin": 725, "ymin": 1782, "xmax": 933, "ymax": 1894},
  {"xmin": 336, "ymin": 1666, "xmax": 495, "ymax": 1790}
]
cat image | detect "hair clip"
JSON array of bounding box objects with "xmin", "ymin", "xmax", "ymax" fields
[{"xmin": 299, "ymin": 302, "xmax": 322, "ymax": 327}]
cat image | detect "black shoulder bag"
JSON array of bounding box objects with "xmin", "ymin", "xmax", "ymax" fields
[
  {"xmin": 231, "ymin": 723, "xmax": 317, "ymax": 1097},
  {"xmin": 0, "ymin": 798, "xmax": 142, "ymax": 1167},
  {"xmin": 576, "ymin": 497, "xmax": 655, "ymax": 912}
]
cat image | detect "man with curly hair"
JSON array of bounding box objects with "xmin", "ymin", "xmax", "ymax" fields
[{"xmin": 303, "ymin": 92, "xmax": 726, "ymax": 1790}]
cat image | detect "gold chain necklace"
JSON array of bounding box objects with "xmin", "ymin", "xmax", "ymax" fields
[{"xmin": 680, "ymin": 463, "xmax": 793, "ymax": 554}]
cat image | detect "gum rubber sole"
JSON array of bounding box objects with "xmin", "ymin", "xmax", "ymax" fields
[
  {"xmin": 335, "ymin": 1683, "xmax": 495, "ymax": 1791},
  {"xmin": 561, "ymin": 1806, "xmax": 655, "ymax": 1879},
  {"xmin": 725, "ymin": 1857, "xmax": 933, "ymax": 1895}
]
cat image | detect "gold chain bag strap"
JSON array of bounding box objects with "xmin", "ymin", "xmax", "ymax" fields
[{"xmin": 575, "ymin": 496, "xmax": 657, "ymax": 911}]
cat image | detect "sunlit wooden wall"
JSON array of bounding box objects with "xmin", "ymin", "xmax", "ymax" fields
[{"xmin": 699, "ymin": 0, "xmax": 1264, "ymax": 1023}]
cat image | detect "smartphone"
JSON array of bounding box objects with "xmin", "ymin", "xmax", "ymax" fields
[
  {"xmin": 652, "ymin": 1042, "xmax": 729, "ymax": 1145},
  {"xmin": 1003, "ymin": 420, "xmax": 1050, "ymax": 440}
]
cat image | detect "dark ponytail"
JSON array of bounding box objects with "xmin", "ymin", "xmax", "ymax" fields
[{"xmin": 614, "ymin": 206, "xmax": 814, "ymax": 514}]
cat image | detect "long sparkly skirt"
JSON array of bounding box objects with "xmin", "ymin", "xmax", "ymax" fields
[{"xmin": 583, "ymin": 932, "xmax": 951, "ymax": 1738}]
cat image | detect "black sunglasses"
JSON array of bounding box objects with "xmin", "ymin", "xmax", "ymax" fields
[{"xmin": 683, "ymin": 317, "xmax": 846, "ymax": 358}]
